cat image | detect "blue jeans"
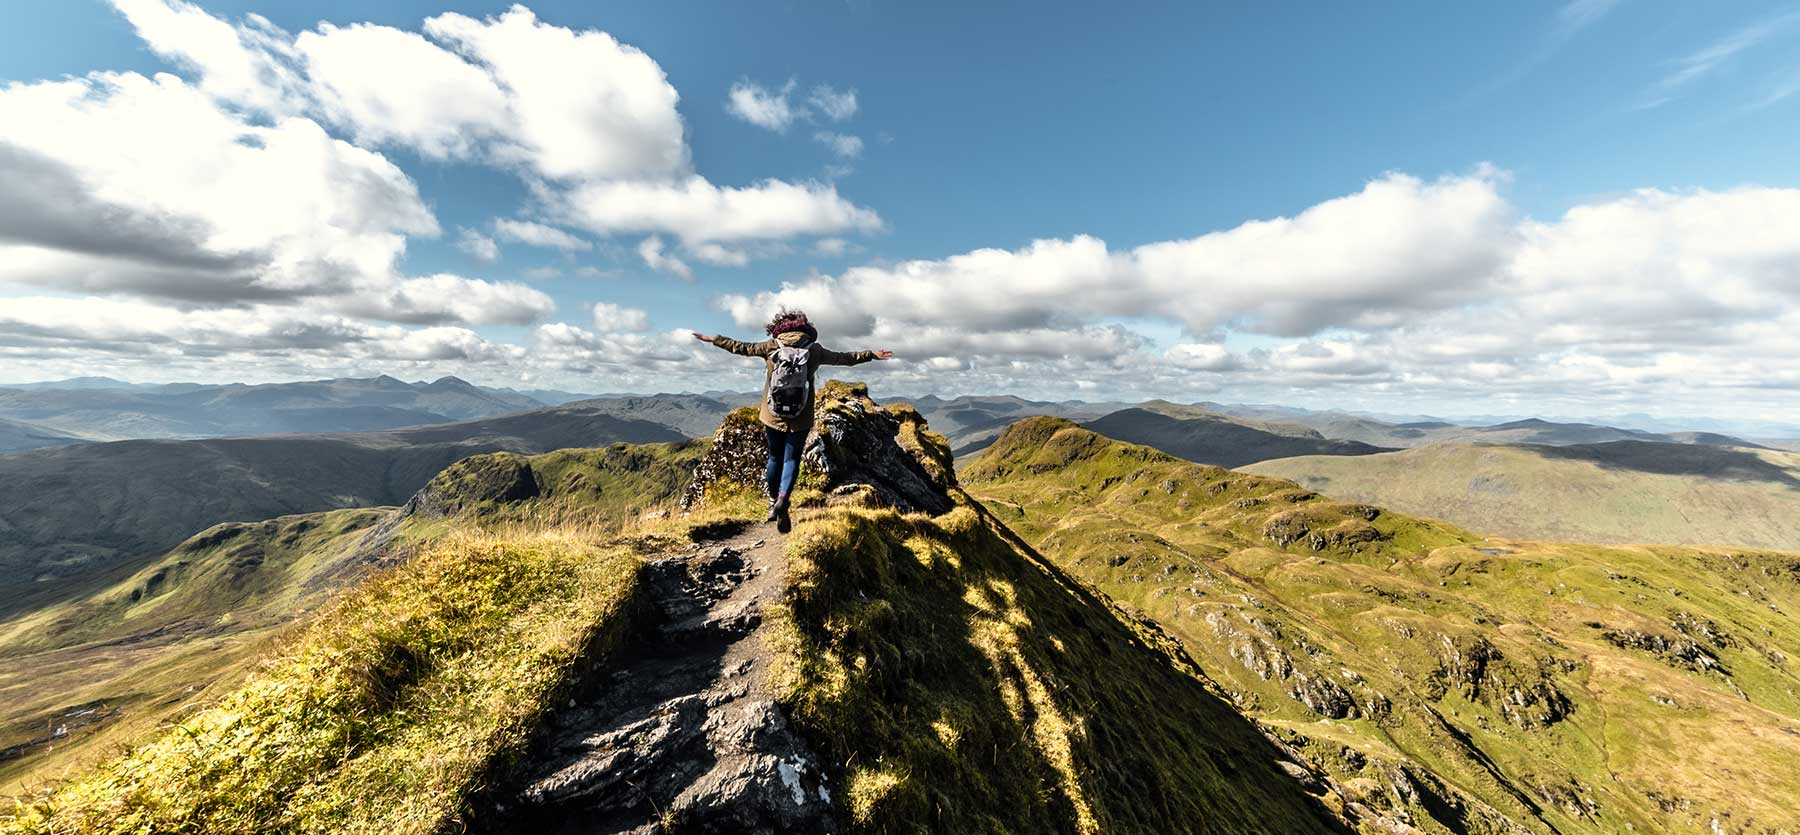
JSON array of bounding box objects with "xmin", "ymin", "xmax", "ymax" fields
[{"xmin": 764, "ymin": 426, "xmax": 806, "ymax": 501}]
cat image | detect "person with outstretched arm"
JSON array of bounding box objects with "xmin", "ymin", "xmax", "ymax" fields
[{"xmin": 692, "ymin": 310, "xmax": 894, "ymax": 532}]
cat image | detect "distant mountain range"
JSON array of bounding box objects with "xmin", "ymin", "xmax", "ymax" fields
[
  {"xmin": 0, "ymin": 375, "xmax": 561, "ymax": 448},
  {"xmin": 1242, "ymin": 412, "xmax": 1764, "ymax": 450},
  {"xmin": 0, "ymin": 402, "xmax": 687, "ymax": 619},
  {"xmin": 893, "ymin": 393, "xmax": 1129, "ymax": 455},
  {"xmin": 0, "ymin": 416, "xmax": 87, "ymax": 452},
  {"xmin": 5, "ymin": 376, "xmax": 1792, "ymax": 613},
  {"xmin": 1082, "ymin": 400, "xmax": 1395, "ymax": 468}
]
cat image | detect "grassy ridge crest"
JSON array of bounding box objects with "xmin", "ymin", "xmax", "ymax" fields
[{"xmin": 2, "ymin": 530, "xmax": 642, "ymax": 835}]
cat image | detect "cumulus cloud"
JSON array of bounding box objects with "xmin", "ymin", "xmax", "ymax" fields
[
  {"xmin": 565, "ymin": 176, "xmax": 883, "ymax": 244},
  {"xmin": 493, "ymin": 218, "xmax": 590, "ymax": 251},
  {"xmin": 346, "ymin": 274, "xmax": 555, "ymax": 326},
  {"xmin": 296, "ymin": 20, "xmax": 512, "ymax": 159},
  {"xmin": 728, "ymin": 78, "xmax": 860, "ymax": 130},
  {"xmin": 688, "ymin": 243, "xmax": 752, "ymax": 267},
  {"xmin": 456, "ymin": 228, "xmax": 499, "ymax": 262},
  {"xmin": 110, "ymin": 0, "xmax": 307, "ymax": 114},
  {"xmin": 592, "ymin": 301, "xmax": 649, "ymax": 332},
  {"xmin": 726, "ymin": 78, "xmax": 799, "ymax": 132},
  {"xmin": 0, "ymin": 295, "xmax": 523, "ymax": 365},
  {"xmin": 636, "ymin": 235, "xmax": 691, "ymax": 279},
  {"xmin": 0, "ymin": 71, "xmax": 439, "ymax": 306},
  {"xmin": 99, "ymin": 1, "xmax": 878, "ymax": 262},
  {"xmin": 717, "ymin": 171, "xmax": 1512, "ymax": 339},
  {"xmin": 711, "ymin": 170, "xmax": 1800, "ymax": 417},
  {"xmin": 421, "ymin": 6, "xmax": 689, "ymax": 181}
]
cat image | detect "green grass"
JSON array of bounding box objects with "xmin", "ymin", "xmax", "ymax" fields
[
  {"xmin": 414, "ymin": 440, "xmax": 711, "ymax": 528},
  {"xmin": 966, "ymin": 418, "xmax": 1800, "ymax": 834},
  {"xmin": 0, "ymin": 439, "xmax": 739, "ymax": 800},
  {"xmin": 0, "ymin": 508, "xmax": 397, "ymax": 787},
  {"xmin": 1243, "ymin": 441, "xmax": 1800, "ymax": 551},
  {"xmin": 769, "ymin": 494, "xmax": 1347, "ymax": 835},
  {"xmin": 1, "ymin": 530, "xmax": 643, "ymax": 835}
]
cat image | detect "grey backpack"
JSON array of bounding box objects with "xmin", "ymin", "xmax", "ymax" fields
[{"xmin": 768, "ymin": 345, "xmax": 811, "ymax": 418}]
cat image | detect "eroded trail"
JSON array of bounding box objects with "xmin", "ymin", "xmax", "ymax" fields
[{"xmin": 476, "ymin": 522, "xmax": 835, "ymax": 835}]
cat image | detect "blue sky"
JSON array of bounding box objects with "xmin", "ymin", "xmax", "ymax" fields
[{"xmin": 3, "ymin": 1, "xmax": 1799, "ymax": 422}]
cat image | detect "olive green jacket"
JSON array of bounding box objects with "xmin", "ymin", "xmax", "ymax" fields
[{"xmin": 710, "ymin": 331, "xmax": 878, "ymax": 431}]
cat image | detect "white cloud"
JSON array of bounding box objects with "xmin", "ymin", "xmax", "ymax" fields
[
  {"xmin": 719, "ymin": 170, "xmax": 1513, "ymax": 339},
  {"xmin": 565, "ymin": 176, "xmax": 882, "ymax": 244},
  {"xmin": 110, "ymin": 0, "xmax": 306, "ymax": 114},
  {"xmin": 421, "ymin": 6, "xmax": 688, "ymax": 181},
  {"xmin": 728, "ymin": 78, "xmax": 859, "ymax": 133},
  {"xmin": 126, "ymin": 1, "xmax": 689, "ymax": 182},
  {"xmin": 98, "ymin": 2, "xmax": 880, "ymax": 262},
  {"xmin": 711, "ymin": 170, "xmax": 1800, "ymax": 417},
  {"xmin": 346, "ymin": 274, "xmax": 555, "ymax": 326},
  {"xmin": 636, "ymin": 235, "xmax": 691, "ymax": 279},
  {"xmin": 1164, "ymin": 343, "xmax": 1241, "ymax": 372},
  {"xmin": 726, "ymin": 78, "xmax": 798, "ymax": 132},
  {"xmin": 592, "ymin": 301, "xmax": 649, "ymax": 332},
  {"xmin": 296, "ymin": 20, "xmax": 511, "ymax": 159},
  {"xmin": 457, "ymin": 228, "xmax": 499, "ymax": 262},
  {"xmin": 808, "ymin": 84, "xmax": 858, "ymax": 121},
  {"xmin": 688, "ymin": 242, "xmax": 751, "ymax": 267},
  {"xmin": 0, "ymin": 71, "xmax": 434, "ymax": 304},
  {"xmin": 814, "ymin": 131, "xmax": 863, "ymax": 159},
  {"xmin": 1658, "ymin": 11, "xmax": 1798, "ymax": 91},
  {"xmin": 813, "ymin": 238, "xmax": 850, "ymax": 257},
  {"xmin": 0, "ymin": 295, "xmax": 522, "ymax": 364},
  {"xmin": 493, "ymin": 218, "xmax": 591, "ymax": 251}
]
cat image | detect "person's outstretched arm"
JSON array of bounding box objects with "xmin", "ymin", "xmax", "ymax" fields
[
  {"xmin": 814, "ymin": 345, "xmax": 896, "ymax": 366},
  {"xmin": 692, "ymin": 332, "xmax": 776, "ymax": 357}
]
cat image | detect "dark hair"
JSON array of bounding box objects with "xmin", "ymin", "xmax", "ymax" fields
[{"xmin": 765, "ymin": 309, "xmax": 818, "ymax": 340}]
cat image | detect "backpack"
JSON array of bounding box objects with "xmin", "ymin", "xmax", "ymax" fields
[{"xmin": 767, "ymin": 345, "xmax": 812, "ymax": 418}]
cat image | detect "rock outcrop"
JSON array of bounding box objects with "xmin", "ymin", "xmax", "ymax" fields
[{"xmin": 681, "ymin": 381, "xmax": 958, "ymax": 515}]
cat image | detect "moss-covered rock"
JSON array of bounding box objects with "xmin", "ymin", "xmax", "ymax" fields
[{"xmin": 803, "ymin": 380, "xmax": 957, "ymax": 515}]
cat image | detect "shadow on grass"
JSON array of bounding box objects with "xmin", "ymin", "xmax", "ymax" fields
[
  {"xmin": 1533, "ymin": 441, "xmax": 1800, "ymax": 490},
  {"xmin": 783, "ymin": 500, "xmax": 1350, "ymax": 835}
]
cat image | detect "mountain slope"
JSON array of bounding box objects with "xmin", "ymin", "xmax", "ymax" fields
[
  {"xmin": 4, "ymin": 384, "xmax": 1348, "ymax": 835},
  {"xmin": 1244, "ymin": 440, "xmax": 1800, "ymax": 550},
  {"xmin": 0, "ymin": 417, "xmax": 87, "ymax": 452},
  {"xmin": 0, "ymin": 406, "xmax": 686, "ymax": 619},
  {"xmin": 0, "ymin": 508, "xmax": 393, "ymax": 784},
  {"xmin": 966, "ymin": 418, "xmax": 1800, "ymax": 834},
  {"xmin": 0, "ymin": 437, "xmax": 710, "ymax": 789},
  {"xmin": 897, "ymin": 393, "xmax": 1128, "ymax": 456},
  {"xmin": 555, "ymin": 392, "xmax": 739, "ymax": 438},
  {"xmin": 1083, "ymin": 401, "xmax": 1393, "ymax": 468}
]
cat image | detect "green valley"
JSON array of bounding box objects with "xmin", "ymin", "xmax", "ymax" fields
[{"xmin": 1245, "ymin": 440, "xmax": 1800, "ymax": 551}]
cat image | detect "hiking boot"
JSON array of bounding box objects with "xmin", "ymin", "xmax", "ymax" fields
[
  {"xmin": 765, "ymin": 500, "xmax": 780, "ymax": 523},
  {"xmin": 773, "ymin": 493, "xmax": 792, "ymax": 533}
]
